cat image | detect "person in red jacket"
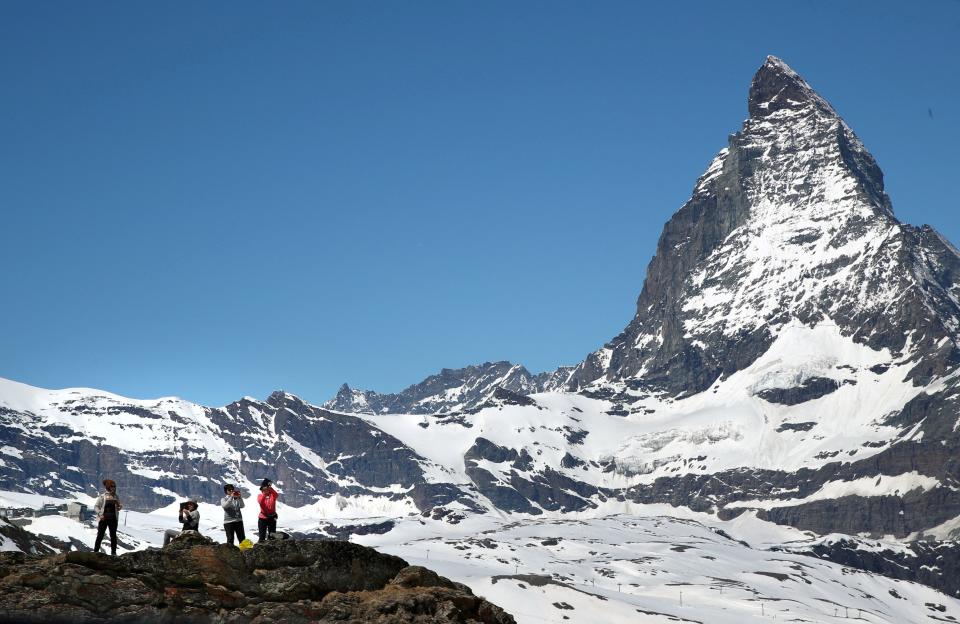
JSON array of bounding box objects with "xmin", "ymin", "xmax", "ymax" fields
[{"xmin": 257, "ymin": 478, "xmax": 279, "ymax": 542}]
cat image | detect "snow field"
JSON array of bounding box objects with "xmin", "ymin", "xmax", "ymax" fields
[{"xmin": 356, "ymin": 513, "xmax": 960, "ymax": 624}]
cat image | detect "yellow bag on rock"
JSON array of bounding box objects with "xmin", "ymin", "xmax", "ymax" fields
[{"xmin": 238, "ymin": 539, "xmax": 254, "ymax": 551}]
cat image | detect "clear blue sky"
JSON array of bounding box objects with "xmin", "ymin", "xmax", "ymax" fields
[{"xmin": 2, "ymin": 2, "xmax": 958, "ymax": 406}]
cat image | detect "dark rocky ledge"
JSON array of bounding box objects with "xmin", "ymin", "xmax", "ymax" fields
[
  {"xmin": 0, "ymin": 532, "xmax": 515, "ymax": 623},
  {"xmin": 785, "ymin": 537, "xmax": 960, "ymax": 599},
  {"xmin": 755, "ymin": 377, "xmax": 847, "ymax": 405}
]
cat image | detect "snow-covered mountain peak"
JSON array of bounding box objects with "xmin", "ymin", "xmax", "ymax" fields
[{"xmin": 565, "ymin": 56, "xmax": 960, "ymax": 398}]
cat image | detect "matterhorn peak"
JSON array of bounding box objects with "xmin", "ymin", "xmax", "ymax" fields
[
  {"xmin": 748, "ymin": 55, "xmax": 836, "ymax": 120},
  {"xmin": 564, "ymin": 55, "xmax": 960, "ymax": 399}
]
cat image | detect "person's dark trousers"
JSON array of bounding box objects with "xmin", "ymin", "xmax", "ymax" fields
[
  {"xmin": 225, "ymin": 521, "xmax": 246, "ymax": 545},
  {"xmin": 94, "ymin": 518, "xmax": 119, "ymax": 555},
  {"xmin": 257, "ymin": 517, "xmax": 276, "ymax": 542}
]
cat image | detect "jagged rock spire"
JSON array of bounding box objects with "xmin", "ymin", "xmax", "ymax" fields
[{"xmin": 748, "ymin": 56, "xmax": 836, "ymax": 119}]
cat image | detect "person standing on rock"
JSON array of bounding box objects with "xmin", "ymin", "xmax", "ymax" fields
[
  {"xmin": 221, "ymin": 484, "xmax": 246, "ymax": 546},
  {"xmin": 163, "ymin": 500, "xmax": 200, "ymax": 546},
  {"xmin": 93, "ymin": 479, "xmax": 122, "ymax": 556},
  {"xmin": 257, "ymin": 478, "xmax": 278, "ymax": 542}
]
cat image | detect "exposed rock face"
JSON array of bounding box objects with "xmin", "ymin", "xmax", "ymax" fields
[
  {"xmin": 325, "ymin": 362, "xmax": 573, "ymax": 415},
  {"xmin": 0, "ymin": 534, "xmax": 515, "ymax": 623},
  {"xmin": 755, "ymin": 376, "xmax": 846, "ymax": 405}
]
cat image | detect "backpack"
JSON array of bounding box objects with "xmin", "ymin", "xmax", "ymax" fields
[{"xmin": 102, "ymin": 498, "xmax": 118, "ymax": 521}]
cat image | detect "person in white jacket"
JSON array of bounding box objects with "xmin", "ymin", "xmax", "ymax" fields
[
  {"xmin": 93, "ymin": 479, "xmax": 122, "ymax": 556},
  {"xmin": 221, "ymin": 484, "xmax": 246, "ymax": 546}
]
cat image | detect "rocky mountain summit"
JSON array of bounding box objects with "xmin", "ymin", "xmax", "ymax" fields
[{"xmin": 0, "ymin": 533, "xmax": 515, "ymax": 624}]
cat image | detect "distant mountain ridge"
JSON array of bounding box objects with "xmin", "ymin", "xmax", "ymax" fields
[{"xmin": 324, "ymin": 361, "xmax": 573, "ymax": 415}]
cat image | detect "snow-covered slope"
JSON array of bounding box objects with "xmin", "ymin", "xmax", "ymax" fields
[{"xmin": 364, "ymin": 513, "xmax": 960, "ymax": 624}]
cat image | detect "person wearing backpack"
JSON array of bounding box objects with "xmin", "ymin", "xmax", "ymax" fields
[
  {"xmin": 257, "ymin": 479, "xmax": 278, "ymax": 542},
  {"xmin": 93, "ymin": 479, "xmax": 122, "ymax": 556},
  {"xmin": 163, "ymin": 500, "xmax": 200, "ymax": 546},
  {"xmin": 221, "ymin": 484, "xmax": 246, "ymax": 546}
]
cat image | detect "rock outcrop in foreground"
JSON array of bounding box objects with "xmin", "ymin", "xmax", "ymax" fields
[{"xmin": 0, "ymin": 533, "xmax": 515, "ymax": 624}]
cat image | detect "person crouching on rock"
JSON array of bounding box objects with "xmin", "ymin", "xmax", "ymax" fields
[
  {"xmin": 257, "ymin": 479, "xmax": 278, "ymax": 542},
  {"xmin": 93, "ymin": 479, "xmax": 122, "ymax": 556},
  {"xmin": 163, "ymin": 500, "xmax": 200, "ymax": 546},
  {"xmin": 221, "ymin": 484, "xmax": 246, "ymax": 546}
]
